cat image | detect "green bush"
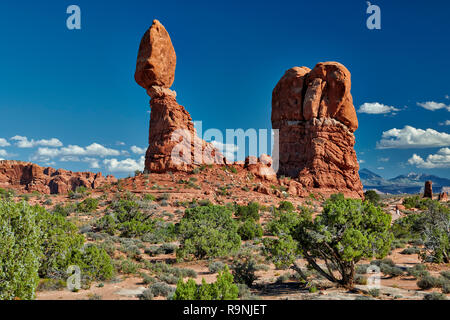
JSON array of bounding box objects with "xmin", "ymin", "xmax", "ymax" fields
[
  {"xmin": 235, "ymin": 202, "xmax": 260, "ymax": 221},
  {"xmin": 173, "ymin": 266, "xmax": 238, "ymax": 300},
  {"xmin": 208, "ymin": 261, "xmax": 226, "ymax": 274},
  {"xmin": 238, "ymin": 219, "xmax": 263, "ymax": 241},
  {"xmin": 364, "ymin": 190, "xmax": 381, "ymax": 206},
  {"xmin": 177, "ymin": 205, "xmax": 241, "ymax": 260},
  {"xmin": 0, "ymin": 200, "xmax": 42, "ymax": 300},
  {"xmin": 76, "ymin": 198, "xmax": 99, "ymax": 213},
  {"xmin": 417, "ymin": 276, "xmax": 441, "ymax": 290},
  {"xmin": 278, "ymin": 201, "xmax": 295, "ymax": 212},
  {"xmin": 231, "ymin": 251, "xmax": 258, "ymax": 287},
  {"xmin": 424, "ymin": 292, "xmax": 447, "ymax": 300},
  {"xmin": 407, "ymin": 264, "xmax": 430, "ymax": 278},
  {"xmin": 263, "ymin": 194, "xmax": 393, "ymax": 288}
]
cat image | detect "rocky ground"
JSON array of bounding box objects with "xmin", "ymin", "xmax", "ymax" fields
[{"xmin": 2, "ymin": 165, "xmax": 448, "ymax": 301}]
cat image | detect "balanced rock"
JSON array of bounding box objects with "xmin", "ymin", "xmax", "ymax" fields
[
  {"xmin": 272, "ymin": 62, "xmax": 363, "ymax": 197},
  {"xmin": 0, "ymin": 160, "xmax": 116, "ymax": 195},
  {"xmin": 135, "ymin": 21, "xmax": 224, "ymax": 173},
  {"xmin": 135, "ymin": 20, "xmax": 177, "ymax": 89},
  {"xmin": 423, "ymin": 181, "xmax": 433, "ymax": 198}
]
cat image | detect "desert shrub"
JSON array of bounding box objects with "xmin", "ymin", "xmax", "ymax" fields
[
  {"xmin": 407, "ymin": 264, "xmax": 430, "ymax": 278},
  {"xmin": 176, "ymin": 205, "xmax": 241, "ymax": 260},
  {"xmin": 37, "ymin": 207, "xmax": 85, "ymax": 278},
  {"xmin": 148, "ymin": 281, "xmax": 174, "ymax": 298},
  {"xmin": 419, "ymin": 202, "xmax": 450, "ymax": 263},
  {"xmin": 160, "ymin": 243, "xmax": 177, "ymax": 254},
  {"xmin": 403, "ymin": 196, "xmax": 434, "ymax": 210},
  {"xmin": 401, "ymin": 247, "xmax": 421, "ymax": 255},
  {"xmin": 139, "ymin": 289, "xmax": 154, "ymax": 300},
  {"xmin": 209, "ymin": 261, "xmax": 226, "ymax": 274},
  {"xmin": 355, "ymin": 264, "xmax": 370, "ymax": 274},
  {"xmin": 424, "ymin": 292, "xmax": 448, "ymax": 300},
  {"xmin": 158, "ymin": 273, "xmax": 178, "ymax": 285},
  {"xmin": 364, "ymin": 190, "xmax": 381, "ymax": 206},
  {"xmin": 238, "ymin": 219, "xmax": 263, "ymax": 241},
  {"xmin": 69, "ymin": 244, "xmax": 115, "ymax": 281},
  {"xmin": 173, "ymin": 266, "xmax": 238, "ymax": 300},
  {"xmin": 95, "ymin": 215, "xmax": 117, "ymax": 236},
  {"xmin": 36, "ymin": 278, "xmax": 66, "ymax": 292},
  {"xmin": 0, "ymin": 200, "xmax": 42, "ymax": 300},
  {"xmin": 417, "ymin": 275, "xmax": 441, "ymax": 290},
  {"xmin": 391, "ymin": 213, "xmax": 426, "ymax": 241},
  {"xmin": 116, "ymin": 259, "xmax": 140, "ymax": 275},
  {"xmin": 52, "ymin": 203, "xmax": 76, "ymax": 217},
  {"xmin": 278, "ymin": 201, "xmax": 295, "ymax": 212},
  {"xmin": 68, "ymin": 186, "xmax": 89, "ymax": 200},
  {"xmin": 263, "ymin": 194, "xmax": 393, "ymax": 288},
  {"xmin": 262, "ymin": 235, "xmax": 299, "ymax": 270},
  {"xmin": 76, "ymin": 198, "xmax": 99, "ymax": 213},
  {"xmin": 380, "ymin": 264, "xmax": 404, "ymax": 278},
  {"xmin": 440, "ymin": 270, "xmax": 450, "ymax": 280},
  {"xmin": 368, "ymin": 288, "xmax": 380, "ymax": 297},
  {"xmin": 235, "ymin": 202, "xmax": 260, "ymax": 221},
  {"xmin": 265, "ymin": 208, "xmax": 309, "ymax": 236},
  {"xmin": 354, "ymin": 274, "xmax": 368, "ymax": 285},
  {"xmin": 141, "ymin": 220, "xmax": 177, "ymax": 244},
  {"xmin": 231, "ymin": 251, "xmax": 259, "ymax": 287},
  {"xmin": 143, "ymin": 194, "xmax": 156, "ymax": 202}
]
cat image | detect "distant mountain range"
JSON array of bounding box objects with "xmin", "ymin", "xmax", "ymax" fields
[{"xmin": 359, "ymin": 169, "xmax": 450, "ymax": 194}]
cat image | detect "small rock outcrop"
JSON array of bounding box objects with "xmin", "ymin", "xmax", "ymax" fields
[
  {"xmin": 0, "ymin": 160, "xmax": 116, "ymax": 194},
  {"xmin": 424, "ymin": 181, "xmax": 433, "ymax": 198},
  {"xmin": 244, "ymin": 154, "xmax": 277, "ymax": 182},
  {"xmin": 135, "ymin": 20, "xmax": 224, "ymax": 173},
  {"xmin": 439, "ymin": 192, "xmax": 448, "ymax": 202},
  {"xmin": 272, "ymin": 62, "xmax": 363, "ymax": 197}
]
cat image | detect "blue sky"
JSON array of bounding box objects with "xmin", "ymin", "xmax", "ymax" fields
[{"xmin": 0, "ymin": 0, "xmax": 449, "ymax": 178}]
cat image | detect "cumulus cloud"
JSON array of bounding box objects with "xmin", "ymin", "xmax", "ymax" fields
[
  {"xmin": 0, "ymin": 138, "xmax": 10, "ymax": 147},
  {"xmin": 11, "ymin": 136, "xmax": 63, "ymax": 148},
  {"xmin": 439, "ymin": 120, "xmax": 450, "ymax": 126},
  {"xmin": 358, "ymin": 102, "xmax": 399, "ymax": 114},
  {"xmin": 377, "ymin": 126, "xmax": 450, "ymax": 149},
  {"xmin": 131, "ymin": 146, "xmax": 146, "ymax": 155},
  {"xmin": 103, "ymin": 156, "xmax": 145, "ymax": 173},
  {"xmin": 0, "ymin": 150, "xmax": 8, "ymax": 157},
  {"xmin": 59, "ymin": 156, "xmax": 100, "ymax": 169},
  {"xmin": 210, "ymin": 141, "xmax": 239, "ymax": 160},
  {"xmin": 36, "ymin": 143, "xmax": 121, "ymax": 158},
  {"xmin": 417, "ymin": 101, "xmax": 450, "ymax": 111},
  {"xmin": 408, "ymin": 148, "xmax": 450, "ymax": 168}
]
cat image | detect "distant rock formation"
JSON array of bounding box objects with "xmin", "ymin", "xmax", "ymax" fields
[
  {"xmin": 135, "ymin": 20, "xmax": 224, "ymax": 173},
  {"xmin": 0, "ymin": 160, "xmax": 116, "ymax": 194},
  {"xmin": 423, "ymin": 180, "xmax": 433, "ymax": 198},
  {"xmin": 272, "ymin": 62, "xmax": 363, "ymax": 197},
  {"xmin": 439, "ymin": 191, "xmax": 448, "ymax": 202}
]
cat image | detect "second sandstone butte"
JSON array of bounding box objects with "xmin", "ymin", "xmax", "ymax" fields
[{"xmin": 272, "ymin": 62, "xmax": 363, "ymax": 197}]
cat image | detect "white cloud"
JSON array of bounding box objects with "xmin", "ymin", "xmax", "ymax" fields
[
  {"xmin": 210, "ymin": 141, "xmax": 239, "ymax": 160},
  {"xmin": 0, "ymin": 150, "xmax": 8, "ymax": 157},
  {"xmin": 446, "ymin": 95, "xmax": 450, "ymax": 100},
  {"xmin": 439, "ymin": 120, "xmax": 450, "ymax": 126},
  {"xmin": 358, "ymin": 102, "xmax": 399, "ymax": 114},
  {"xmin": 377, "ymin": 126, "xmax": 450, "ymax": 149},
  {"xmin": 377, "ymin": 167, "xmax": 385, "ymax": 170},
  {"xmin": 417, "ymin": 101, "xmax": 450, "ymax": 111},
  {"xmin": 358, "ymin": 159, "xmax": 365, "ymax": 164},
  {"xmin": 11, "ymin": 136, "xmax": 63, "ymax": 148},
  {"xmin": 408, "ymin": 148, "xmax": 450, "ymax": 169},
  {"xmin": 378, "ymin": 157, "xmax": 389, "ymax": 162},
  {"xmin": 131, "ymin": 146, "xmax": 146, "ymax": 155},
  {"xmin": 36, "ymin": 143, "xmax": 120, "ymax": 158},
  {"xmin": 103, "ymin": 156, "xmax": 145, "ymax": 173},
  {"xmin": 0, "ymin": 138, "xmax": 10, "ymax": 147},
  {"xmin": 116, "ymin": 141, "xmax": 126, "ymax": 146}
]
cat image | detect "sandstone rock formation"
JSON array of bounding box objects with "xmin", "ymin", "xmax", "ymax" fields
[
  {"xmin": 135, "ymin": 20, "xmax": 224, "ymax": 173},
  {"xmin": 0, "ymin": 160, "xmax": 116, "ymax": 194},
  {"xmin": 423, "ymin": 181, "xmax": 433, "ymax": 198},
  {"xmin": 439, "ymin": 192, "xmax": 448, "ymax": 202},
  {"xmin": 244, "ymin": 154, "xmax": 277, "ymax": 182},
  {"xmin": 272, "ymin": 62, "xmax": 363, "ymax": 197}
]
